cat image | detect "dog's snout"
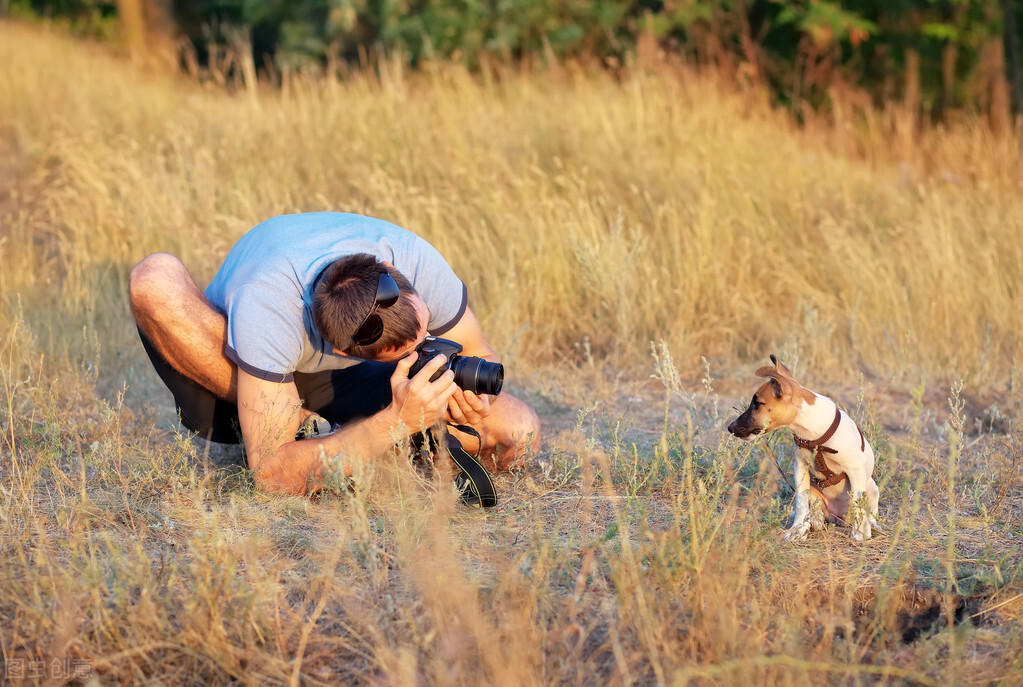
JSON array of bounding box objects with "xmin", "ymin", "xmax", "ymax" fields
[{"xmin": 727, "ymin": 409, "xmax": 762, "ymax": 440}]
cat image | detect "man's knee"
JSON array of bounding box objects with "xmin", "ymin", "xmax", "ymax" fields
[
  {"xmin": 519, "ymin": 405, "xmax": 542, "ymax": 452},
  {"xmin": 129, "ymin": 253, "xmax": 188, "ymax": 311},
  {"xmin": 495, "ymin": 398, "xmax": 541, "ymax": 453}
]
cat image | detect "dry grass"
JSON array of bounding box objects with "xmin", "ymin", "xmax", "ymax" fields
[{"xmin": 2, "ymin": 20, "xmax": 1022, "ymax": 686}]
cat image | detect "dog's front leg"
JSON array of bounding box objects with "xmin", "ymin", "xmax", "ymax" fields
[
  {"xmin": 846, "ymin": 469, "xmax": 872, "ymax": 542},
  {"xmin": 783, "ymin": 451, "xmax": 813, "ymax": 541}
]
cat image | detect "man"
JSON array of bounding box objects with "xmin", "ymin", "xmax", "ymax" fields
[{"xmin": 129, "ymin": 212, "xmax": 540, "ymax": 494}]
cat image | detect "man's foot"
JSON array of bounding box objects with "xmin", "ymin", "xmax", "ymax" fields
[{"xmin": 295, "ymin": 413, "xmax": 335, "ymax": 440}]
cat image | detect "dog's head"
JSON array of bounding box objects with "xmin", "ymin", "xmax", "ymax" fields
[{"xmin": 727, "ymin": 354, "xmax": 812, "ymax": 440}]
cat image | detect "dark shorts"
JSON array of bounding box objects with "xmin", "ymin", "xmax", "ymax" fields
[{"xmin": 139, "ymin": 330, "xmax": 395, "ymax": 444}]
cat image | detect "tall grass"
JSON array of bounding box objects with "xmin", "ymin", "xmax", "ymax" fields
[
  {"xmin": 3, "ymin": 23, "xmax": 1021, "ymax": 386},
  {"xmin": 2, "ymin": 21, "xmax": 1022, "ymax": 686}
]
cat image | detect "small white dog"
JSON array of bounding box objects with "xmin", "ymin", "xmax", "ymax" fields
[{"xmin": 727, "ymin": 355, "xmax": 881, "ymax": 541}]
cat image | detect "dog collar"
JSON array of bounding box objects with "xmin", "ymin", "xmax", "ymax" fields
[
  {"xmin": 793, "ymin": 407, "xmax": 848, "ymax": 489},
  {"xmin": 793, "ymin": 407, "xmax": 842, "ymax": 452}
]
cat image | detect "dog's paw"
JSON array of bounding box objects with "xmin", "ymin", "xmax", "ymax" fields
[
  {"xmin": 808, "ymin": 497, "xmax": 827, "ymax": 532},
  {"xmin": 851, "ymin": 524, "xmax": 872, "ymax": 542},
  {"xmin": 782, "ymin": 521, "xmax": 811, "ymax": 541}
]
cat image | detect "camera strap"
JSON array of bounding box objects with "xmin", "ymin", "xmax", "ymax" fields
[
  {"xmin": 413, "ymin": 426, "xmax": 497, "ymax": 508},
  {"xmin": 445, "ymin": 424, "xmax": 496, "ymax": 508}
]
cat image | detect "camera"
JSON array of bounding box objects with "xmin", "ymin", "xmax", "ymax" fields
[{"xmin": 408, "ymin": 336, "xmax": 504, "ymax": 396}]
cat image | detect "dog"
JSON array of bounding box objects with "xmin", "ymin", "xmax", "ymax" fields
[{"xmin": 727, "ymin": 355, "xmax": 880, "ymax": 541}]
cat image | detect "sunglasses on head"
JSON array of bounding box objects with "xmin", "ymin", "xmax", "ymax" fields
[{"xmin": 350, "ymin": 272, "xmax": 401, "ymax": 347}]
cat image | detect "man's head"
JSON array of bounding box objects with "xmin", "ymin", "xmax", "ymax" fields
[{"xmin": 313, "ymin": 253, "xmax": 425, "ymax": 359}]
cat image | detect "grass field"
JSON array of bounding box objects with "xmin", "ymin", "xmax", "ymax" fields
[{"xmin": 2, "ymin": 20, "xmax": 1023, "ymax": 686}]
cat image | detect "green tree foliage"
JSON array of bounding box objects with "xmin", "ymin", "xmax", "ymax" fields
[
  {"xmin": 8, "ymin": 0, "xmax": 120, "ymax": 38},
  {"xmin": 9, "ymin": 0, "xmax": 1022, "ymax": 121}
]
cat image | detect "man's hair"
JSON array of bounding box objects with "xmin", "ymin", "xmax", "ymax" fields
[{"xmin": 312, "ymin": 253, "xmax": 420, "ymax": 358}]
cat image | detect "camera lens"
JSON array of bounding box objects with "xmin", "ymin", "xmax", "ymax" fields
[{"xmin": 451, "ymin": 356, "xmax": 504, "ymax": 396}]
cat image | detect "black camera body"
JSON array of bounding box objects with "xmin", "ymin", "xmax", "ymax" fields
[{"xmin": 408, "ymin": 336, "xmax": 504, "ymax": 396}]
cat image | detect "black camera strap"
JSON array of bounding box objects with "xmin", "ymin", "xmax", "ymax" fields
[
  {"xmin": 445, "ymin": 424, "xmax": 497, "ymax": 508},
  {"xmin": 413, "ymin": 426, "xmax": 497, "ymax": 508}
]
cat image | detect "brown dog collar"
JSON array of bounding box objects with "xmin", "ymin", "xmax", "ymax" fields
[{"xmin": 792, "ymin": 407, "xmax": 860, "ymax": 489}]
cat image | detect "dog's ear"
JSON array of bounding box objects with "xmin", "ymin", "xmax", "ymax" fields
[
  {"xmin": 755, "ymin": 364, "xmax": 795, "ymax": 400},
  {"xmin": 768, "ymin": 353, "xmax": 796, "ymax": 379},
  {"xmin": 764, "ymin": 354, "xmax": 816, "ymax": 405}
]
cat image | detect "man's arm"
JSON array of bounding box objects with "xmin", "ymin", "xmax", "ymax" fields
[
  {"xmin": 434, "ymin": 306, "xmax": 541, "ymax": 468},
  {"xmin": 237, "ymin": 352, "xmax": 458, "ymax": 494},
  {"xmin": 438, "ymin": 305, "xmax": 497, "ymax": 361}
]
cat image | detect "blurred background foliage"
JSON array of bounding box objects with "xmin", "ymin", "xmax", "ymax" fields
[{"xmin": 4, "ymin": 0, "xmax": 1021, "ymax": 127}]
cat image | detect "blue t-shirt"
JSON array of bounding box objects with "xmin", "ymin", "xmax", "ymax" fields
[{"xmin": 204, "ymin": 212, "xmax": 467, "ymax": 383}]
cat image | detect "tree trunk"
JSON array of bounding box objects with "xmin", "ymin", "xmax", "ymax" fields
[
  {"xmin": 981, "ymin": 2, "xmax": 1010, "ymax": 134},
  {"xmin": 225, "ymin": 26, "xmax": 259, "ymax": 106},
  {"xmin": 142, "ymin": 0, "xmax": 179, "ymax": 70},
  {"xmin": 1005, "ymin": 0, "xmax": 1023, "ymax": 117},
  {"xmin": 905, "ymin": 47, "xmax": 921, "ymax": 111},
  {"xmin": 735, "ymin": 0, "xmax": 761, "ymax": 86},
  {"xmin": 941, "ymin": 40, "xmax": 958, "ymax": 120},
  {"xmin": 116, "ymin": 0, "xmax": 178, "ymax": 69},
  {"xmin": 115, "ymin": 0, "xmax": 147, "ymax": 61},
  {"xmin": 900, "ymin": 46, "xmax": 921, "ymax": 144}
]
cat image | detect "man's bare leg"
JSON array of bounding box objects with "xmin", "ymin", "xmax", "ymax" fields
[
  {"xmin": 129, "ymin": 252, "xmax": 237, "ymax": 401},
  {"xmin": 129, "ymin": 253, "xmax": 540, "ymax": 460}
]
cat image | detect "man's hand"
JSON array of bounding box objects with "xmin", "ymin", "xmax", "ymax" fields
[
  {"xmin": 389, "ymin": 351, "xmax": 459, "ymax": 432},
  {"xmin": 446, "ymin": 389, "xmax": 492, "ymax": 427},
  {"xmin": 237, "ymin": 354, "xmax": 459, "ymax": 494}
]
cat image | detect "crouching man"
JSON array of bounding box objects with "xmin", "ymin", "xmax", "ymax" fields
[{"xmin": 129, "ymin": 212, "xmax": 540, "ymax": 494}]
